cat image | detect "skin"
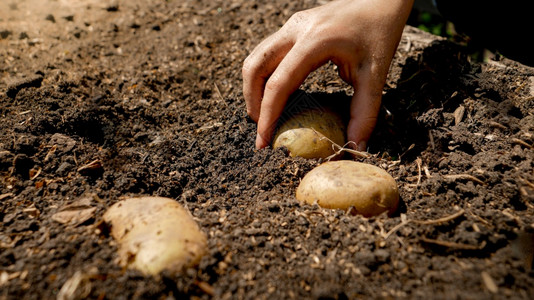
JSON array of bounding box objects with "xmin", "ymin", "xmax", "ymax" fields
[{"xmin": 242, "ymin": 0, "xmax": 415, "ymax": 150}]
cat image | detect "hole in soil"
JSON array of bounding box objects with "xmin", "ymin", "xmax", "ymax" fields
[
  {"xmin": 455, "ymin": 142, "xmax": 476, "ymax": 155},
  {"xmin": 507, "ymin": 106, "xmax": 523, "ymax": 119},
  {"xmin": 63, "ymin": 113, "xmax": 107, "ymax": 144},
  {"xmin": 368, "ymin": 40, "xmax": 474, "ymax": 161},
  {"xmin": 12, "ymin": 154, "xmax": 35, "ymax": 179},
  {"xmin": 369, "ymin": 100, "xmax": 428, "ymax": 161},
  {"xmin": 509, "ymin": 194, "xmax": 527, "ymax": 211},
  {"xmin": 391, "ymin": 197, "xmax": 407, "ymax": 216},
  {"xmin": 493, "ymin": 163, "xmax": 512, "ymax": 172}
]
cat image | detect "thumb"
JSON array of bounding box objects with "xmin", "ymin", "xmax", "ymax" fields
[{"xmin": 346, "ymin": 79, "xmax": 382, "ymax": 151}]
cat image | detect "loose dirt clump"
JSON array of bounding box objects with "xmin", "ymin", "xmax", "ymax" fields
[{"xmin": 1, "ymin": 0, "xmax": 533, "ymax": 299}]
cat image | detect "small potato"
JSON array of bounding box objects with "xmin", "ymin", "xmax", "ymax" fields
[
  {"xmin": 296, "ymin": 161, "xmax": 399, "ymax": 217},
  {"xmin": 273, "ymin": 108, "xmax": 345, "ymax": 159},
  {"xmin": 103, "ymin": 197, "xmax": 207, "ymax": 276}
]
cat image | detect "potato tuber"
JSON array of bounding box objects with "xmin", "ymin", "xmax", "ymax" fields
[
  {"xmin": 103, "ymin": 197, "xmax": 207, "ymax": 275},
  {"xmin": 273, "ymin": 107, "xmax": 345, "ymax": 159},
  {"xmin": 296, "ymin": 161, "xmax": 399, "ymax": 217}
]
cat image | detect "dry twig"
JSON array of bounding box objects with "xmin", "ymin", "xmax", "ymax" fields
[
  {"xmin": 195, "ymin": 281, "xmax": 215, "ymax": 296},
  {"xmin": 488, "ymin": 121, "xmax": 507, "ymax": 130},
  {"xmin": 415, "ymin": 158, "xmax": 422, "ymax": 187},
  {"xmin": 213, "ymin": 82, "xmax": 228, "ymax": 107},
  {"xmin": 44, "ymin": 145, "xmax": 57, "ymax": 162},
  {"xmin": 428, "ymin": 130, "xmax": 435, "ymax": 150},
  {"xmin": 511, "ymin": 138, "xmax": 533, "ymax": 149},
  {"xmin": 420, "ymin": 237, "xmax": 486, "ymax": 250},
  {"xmin": 444, "ymin": 174, "xmax": 485, "ymax": 185},
  {"xmin": 29, "ymin": 167, "xmax": 42, "ymax": 180},
  {"xmin": 77, "ymin": 160, "xmax": 103, "ymax": 175},
  {"xmin": 423, "ymin": 166, "xmax": 432, "ymax": 178},
  {"xmin": 384, "ymin": 209, "xmax": 465, "ymax": 240},
  {"xmin": 518, "ymin": 177, "xmax": 534, "ymax": 190},
  {"xmin": 0, "ymin": 193, "xmax": 14, "ymax": 201}
]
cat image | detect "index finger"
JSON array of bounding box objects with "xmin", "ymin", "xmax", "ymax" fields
[
  {"xmin": 256, "ymin": 43, "xmax": 328, "ymax": 149},
  {"xmin": 242, "ymin": 33, "xmax": 293, "ymax": 122}
]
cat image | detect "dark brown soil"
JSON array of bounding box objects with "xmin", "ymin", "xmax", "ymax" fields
[{"xmin": 1, "ymin": 1, "xmax": 533, "ymax": 299}]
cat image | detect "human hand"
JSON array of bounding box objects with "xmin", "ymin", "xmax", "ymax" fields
[{"xmin": 243, "ymin": 0, "xmax": 414, "ymax": 150}]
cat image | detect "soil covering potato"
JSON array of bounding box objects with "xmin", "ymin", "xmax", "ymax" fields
[
  {"xmin": 296, "ymin": 161, "xmax": 399, "ymax": 217},
  {"xmin": 273, "ymin": 107, "xmax": 345, "ymax": 159},
  {"xmin": 103, "ymin": 197, "xmax": 207, "ymax": 275}
]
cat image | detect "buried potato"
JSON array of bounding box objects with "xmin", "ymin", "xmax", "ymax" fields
[
  {"xmin": 103, "ymin": 197, "xmax": 207, "ymax": 276},
  {"xmin": 296, "ymin": 161, "xmax": 399, "ymax": 217},
  {"xmin": 272, "ymin": 93, "xmax": 346, "ymax": 159}
]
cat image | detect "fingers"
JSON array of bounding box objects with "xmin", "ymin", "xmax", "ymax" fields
[
  {"xmin": 242, "ymin": 33, "xmax": 293, "ymax": 122},
  {"xmin": 346, "ymin": 72, "xmax": 383, "ymax": 151},
  {"xmin": 246, "ymin": 35, "xmax": 384, "ymax": 151},
  {"xmin": 256, "ymin": 43, "xmax": 328, "ymax": 149}
]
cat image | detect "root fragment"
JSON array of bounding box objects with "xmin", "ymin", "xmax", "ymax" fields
[
  {"xmin": 314, "ymin": 131, "xmax": 369, "ymax": 160},
  {"xmin": 413, "ymin": 209, "xmax": 465, "ymax": 225},
  {"xmin": 384, "ymin": 209, "xmax": 465, "ymax": 240},
  {"xmin": 518, "ymin": 177, "xmax": 534, "ymax": 189},
  {"xmin": 511, "ymin": 138, "xmax": 533, "ymax": 149},
  {"xmin": 77, "ymin": 160, "xmax": 103, "ymax": 175},
  {"xmin": 444, "ymin": 174, "xmax": 485, "ymax": 185},
  {"xmin": 420, "ymin": 237, "xmax": 486, "ymax": 250}
]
